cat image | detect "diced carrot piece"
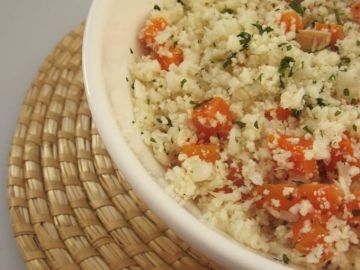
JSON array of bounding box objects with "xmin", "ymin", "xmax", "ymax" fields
[
  {"xmin": 270, "ymin": 135, "xmax": 317, "ymax": 177},
  {"xmin": 315, "ymin": 23, "xmax": 345, "ymax": 49},
  {"xmin": 292, "ymin": 214, "xmax": 329, "ymax": 254},
  {"xmin": 140, "ymin": 17, "xmax": 169, "ymax": 48},
  {"xmin": 154, "ymin": 47, "xmax": 184, "ymax": 71},
  {"xmin": 192, "ymin": 97, "xmax": 233, "ymax": 140},
  {"xmin": 280, "ymin": 10, "xmax": 304, "ymax": 32},
  {"xmin": 180, "ymin": 144, "xmax": 220, "ymax": 163},
  {"xmin": 351, "ymin": 1, "xmax": 360, "ymax": 24},
  {"xmin": 265, "ymin": 107, "xmax": 292, "ymax": 121},
  {"xmin": 345, "ymin": 192, "xmax": 360, "ymax": 224},
  {"xmin": 253, "ymin": 184, "xmax": 299, "ymax": 211},
  {"xmin": 298, "ymin": 183, "xmax": 343, "ymax": 214},
  {"xmin": 326, "ymin": 136, "xmax": 354, "ymax": 172}
]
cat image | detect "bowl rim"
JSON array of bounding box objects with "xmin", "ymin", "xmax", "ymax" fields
[{"xmin": 82, "ymin": 1, "xmax": 292, "ymax": 269}]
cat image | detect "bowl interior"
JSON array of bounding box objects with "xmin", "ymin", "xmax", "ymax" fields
[{"xmin": 83, "ymin": 1, "xmax": 292, "ymax": 269}]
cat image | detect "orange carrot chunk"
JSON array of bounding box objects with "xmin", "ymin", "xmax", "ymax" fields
[
  {"xmin": 270, "ymin": 135, "xmax": 317, "ymax": 177},
  {"xmin": 326, "ymin": 136, "xmax": 354, "ymax": 172},
  {"xmin": 265, "ymin": 107, "xmax": 292, "ymax": 121},
  {"xmin": 297, "ymin": 183, "xmax": 343, "ymax": 214},
  {"xmin": 345, "ymin": 192, "xmax": 360, "ymax": 225},
  {"xmin": 154, "ymin": 47, "xmax": 184, "ymax": 71},
  {"xmin": 351, "ymin": 1, "xmax": 360, "ymax": 24},
  {"xmin": 253, "ymin": 184, "xmax": 299, "ymax": 211},
  {"xmin": 315, "ymin": 23, "xmax": 345, "ymax": 49},
  {"xmin": 140, "ymin": 17, "xmax": 169, "ymax": 48},
  {"xmin": 292, "ymin": 214, "xmax": 329, "ymax": 254},
  {"xmin": 180, "ymin": 144, "xmax": 220, "ymax": 163},
  {"xmin": 280, "ymin": 10, "xmax": 304, "ymax": 32},
  {"xmin": 192, "ymin": 97, "xmax": 233, "ymax": 140}
]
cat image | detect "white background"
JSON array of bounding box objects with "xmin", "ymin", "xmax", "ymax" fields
[{"xmin": 0, "ymin": 1, "xmax": 92, "ymax": 268}]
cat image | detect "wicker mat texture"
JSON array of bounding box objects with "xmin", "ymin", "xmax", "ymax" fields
[{"xmin": 7, "ymin": 24, "xmax": 223, "ymax": 270}]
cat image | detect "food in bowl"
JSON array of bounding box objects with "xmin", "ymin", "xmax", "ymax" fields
[{"xmin": 129, "ymin": 0, "xmax": 360, "ymax": 268}]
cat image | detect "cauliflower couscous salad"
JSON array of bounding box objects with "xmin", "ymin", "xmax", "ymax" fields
[{"xmin": 129, "ymin": 0, "xmax": 360, "ymax": 268}]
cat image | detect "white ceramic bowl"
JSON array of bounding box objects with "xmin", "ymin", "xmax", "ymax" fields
[{"xmin": 83, "ymin": 1, "xmax": 292, "ymax": 269}]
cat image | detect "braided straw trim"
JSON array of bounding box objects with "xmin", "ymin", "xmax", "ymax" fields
[{"xmin": 8, "ymin": 23, "xmax": 223, "ymax": 270}]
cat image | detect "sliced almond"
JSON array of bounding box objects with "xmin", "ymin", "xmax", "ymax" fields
[{"xmin": 296, "ymin": 30, "xmax": 331, "ymax": 52}]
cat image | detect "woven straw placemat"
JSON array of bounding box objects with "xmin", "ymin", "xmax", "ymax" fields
[{"xmin": 7, "ymin": 24, "xmax": 223, "ymax": 270}]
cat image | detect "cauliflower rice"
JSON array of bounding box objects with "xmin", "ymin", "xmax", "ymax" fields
[{"xmin": 129, "ymin": 0, "xmax": 360, "ymax": 268}]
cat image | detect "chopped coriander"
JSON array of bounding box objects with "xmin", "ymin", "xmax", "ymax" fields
[
  {"xmin": 223, "ymin": 52, "xmax": 237, "ymax": 68},
  {"xmin": 279, "ymin": 56, "xmax": 295, "ymax": 88},
  {"xmin": 129, "ymin": 48, "xmax": 134, "ymax": 54},
  {"xmin": 191, "ymin": 98, "xmax": 213, "ymax": 109},
  {"xmin": 303, "ymin": 126, "xmax": 313, "ymax": 135},
  {"xmin": 357, "ymin": 40, "xmax": 360, "ymax": 46},
  {"xmin": 165, "ymin": 116, "xmax": 172, "ymax": 127},
  {"xmin": 351, "ymin": 99, "xmax": 358, "ymax": 105},
  {"xmin": 150, "ymin": 137, "xmax": 157, "ymax": 143},
  {"xmin": 334, "ymin": 9, "xmax": 343, "ymax": 25},
  {"xmin": 126, "ymin": 77, "xmax": 129, "ymax": 82},
  {"xmin": 352, "ymin": 209, "xmax": 360, "ymax": 216},
  {"xmin": 293, "ymin": 180, "xmax": 304, "ymax": 186},
  {"xmin": 339, "ymin": 57, "xmax": 351, "ymax": 71},
  {"xmin": 156, "ymin": 118, "xmax": 162, "ymax": 124},
  {"xmin": 329, "ymin": 74, "xmax": 337, "ymax": 81},
  {"xmin": 317, "ymin": 98, "xmax": 327, "ymax": 107},
  {"xmin": 278, "ymin": 43, "xmax": 292, "ymax": 51},
  {"xmin": 335, "ymin": 111, "xmax": 342, "ymax": 116},
  {"xmin": 252, "ymin": 23, "xmax": 274, "ymax": 35},
  {"xmin": 237, "ymin": 32, "xmax": 252, "ymax": 50},
  {"xmin": 353, "ymin": 125, "xmax": 358, "ymax": 132},
  {"xmin": 131, "ymin": 82, "xmax": 135, "ymax": 90},
  {"xmin": 177, "ymin": 0, "xmax": 185, "ymax": 6},
  {"xmin": 282, "ymin": 254, "xmax": 290, "ymax": 265},
  {"xmin": 344, "ymin": 88, "xmax": 350, "ymax": 96},
  {"xmin": 257, "ymin": 73, "xmax": 264, "ymax": 81},
  {"xmin": 291, "ymin": 109, "xmax": 301, "ymax": 118},
  {"xmin": 254, "ymin": 121, "xmax": 259, "ymax": 129},
  {"xmin": 289, "ymin": 0, "xmax": 304, "ymax": 15},
  {"xmin": 153, "ymin": 4, "xmax": 161, "ymax": 11},
  {"xmin": 235, "ymin": 121, "xmax": 246, "ymax": 129},
  {"xmin": 222, "ymin": 8, "xmax": 234, "ymax": 14},
  {"xmin": 180, "ymin": 79, "xmax": 187, "ymax": 88}
]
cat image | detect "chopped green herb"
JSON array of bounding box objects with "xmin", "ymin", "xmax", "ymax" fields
[
  {"xmin": 254, "ymin": 121, "xmax": 259, "ymax": 129},
  {"xmin": 282, "ymin": 254, "xmax": 290, "ymax": 265},
  {"xmin": 126, "ymin": 77, "xmax": 129, "ymax": 82},
  {"xmin": 177, "ymin": 0, "xmax": 185, "ymax": 6},
  {"xmin": 131, "ymin": 82, "xmax": 135, "ymax": 90},
  {"xmin": 351, "ymin": 99, "xmax": 358, "ymax": 105},
  {"xmin": 278, "ymin": 43, "xmax": 292, "ymax": 51},
  {"xmin": 303, "ymin": 126, "xmax": 313, "ymax": 135},
  {"xmin": 329, "ymin": 74, "xmax": 337, "ymax": 81},
  {"xmin": 257, "ymin": 73, "xmax": 264, "ymax": 81},
  {"xmin": 180, "ymin": 79, "xmax": 187, "ymax": 88},
  {"xmin": 352, "ymin": 209, "xmax": 360, "ymax": 216},
  {"xmin": 237, "ymin": 32, "xmax": 252, "ymax": 50},
  {"xmin": 278, "ymin": 56, "xmax": 296, "ymax": 88},
  {"xmin": 252, "ymin": 23, "xmax": 274, "ymax": 35},
  {"xmin": 235, "ymin": 121, "xmax": 246, "ymax": 129},
  {"xmin": 353, "ymin": 125, "xmax": 358, "ymax": 132},
  {"xmin": 222, "ymin": 8, "xmax": 234, "ymax": 14},
  {"xmin": 357, "ymin": 40, "xmax": 360, "ymax": 46},
  {"xmin": 291, "ymin": 109, "xmax": 301, "ymax": 118},
  {"xmin": 156, "ymin": 118, "xmax": 162, "ymax": 124},
  {"xmin": 150, "ymin": 137, "xmax": 157, "ymax": 143},
  {"xmin": 153, "ymin": 4, "xmax": 161, "ymax": 11},
  {"xmin": 335, "ymin": 111, "xmax": 342, "ymax": 116},
  {"xmin": 334, "ymin": 9, "xmax": 343, "ymax": 25},
  {"xmin": 223, "ymin": 52, "xmax": 237, "ymax": 68},
  {"xmin": 339, "ymin": 57, "xmax": 351, "ymax": 71},
  {"xmin": 317, "ymin": 98, "xmax": 327, "ymax": 107},
  {"xmin": 293, "ymin": 180, "xmax": 305, "ymax": 186},
  {"xmin": 165, "ymin": 116, "xmax": 172, "ymax": 127},
  {"xmin": 129, "ymin": 48, "xmax": 134, "ymax": 54},
  {"xmin": 289, "ymin": 0, "xmax": 304, "ymax": 15},
  {"xmin": 344, "ymin": 88, "xmax": 350, "ymax": 96},
  {"xmin": 191, "ymin": 98, "xmax": 213, "ymax": 109}
]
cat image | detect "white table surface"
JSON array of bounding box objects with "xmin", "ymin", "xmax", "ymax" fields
[{"xmin": 0, "ymin": 1, "xmax": 92, "ymax": 269}]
